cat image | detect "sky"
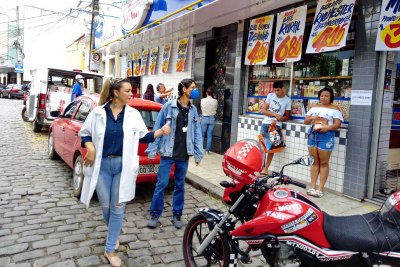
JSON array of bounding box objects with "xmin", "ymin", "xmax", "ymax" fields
[{"xmin": 0, "ymin": 0, "xmax": 90, "ymax": 80}]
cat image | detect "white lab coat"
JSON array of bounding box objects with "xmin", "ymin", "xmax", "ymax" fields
[{"xmin": 78, "ymin": 103, "xmax": 148, "ymax": 208}]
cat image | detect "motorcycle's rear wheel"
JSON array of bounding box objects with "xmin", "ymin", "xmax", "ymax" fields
[{"xmin": 183, "ymin": 214, "xmax": 232, "ymax": 267}]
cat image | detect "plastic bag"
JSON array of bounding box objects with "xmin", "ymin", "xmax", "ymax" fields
[{"xmin": 258, "ymin": 124, "xmax": 286, "ymax": 153}]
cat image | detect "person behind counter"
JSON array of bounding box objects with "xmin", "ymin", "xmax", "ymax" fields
[
  {"xmin": 304, "ymin": 87, "xmax": 343, "ymax": 198},
  {"xmin": 201, "ymin": 86, "xmax": 218, "ymax": 154},
  {"xmin": 143, "ymin": 84, "xmax": 155, "ymax": 102},
  {"xmin": 78, "ymin": 77, "xmax": 171, "ymax": 267},
  {"xmin": 260, "ymin": 81, "xmax": 291, "ymax": 176}
]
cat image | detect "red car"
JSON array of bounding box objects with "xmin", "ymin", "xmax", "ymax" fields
[
  {"xmin": 48, "ymin": 94, "xmax": 173, "ymax": 197},
  {"xmin": 1, "ymin": 84, "xmax": 23, "ymax": 99}
]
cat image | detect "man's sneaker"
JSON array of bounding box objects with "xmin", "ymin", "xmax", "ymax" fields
[
  {"xmin": 147, "ymin": 215, "xmax": 159, "ymax": 228},
  {"xmin": 172, "ymin": 214, "xmax": 182, "ymax": 229}
]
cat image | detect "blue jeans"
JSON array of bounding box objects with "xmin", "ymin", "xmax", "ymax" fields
[
  {"xmin": 96, "ymin": 157, "xmax": 126, "ymax": 253},
  {"xmin": 201, "ymin": 115, "xmax": 215, "ymax": 152},
  {"xmin": 150, "ymin": 157, "xmax": 189, "ymax": 217},
  {"xmin": 307, "ymin": 127, "xmax": 335, "ymax": 151}
]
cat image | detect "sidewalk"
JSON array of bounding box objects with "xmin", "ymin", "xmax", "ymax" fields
[{"xmin": 186, "ymin": 152, "xmax": 382, "ymax": 216}]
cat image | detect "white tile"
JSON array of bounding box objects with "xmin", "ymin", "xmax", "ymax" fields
[
  {"xmin": 336, "ymin": 184, "xmax": 343, "ymax": 192},
  {"xmin": 337, "ymin": 158, "xmax": 345, "ymax": 166},
  {"xmin": 339, "ymin": 131, "xmax": 347, "ymax": 138}
]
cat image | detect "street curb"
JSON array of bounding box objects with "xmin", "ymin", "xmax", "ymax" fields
[{"xmin": 185, "ymin": 172, "xmax": 225, "ymax": 200}]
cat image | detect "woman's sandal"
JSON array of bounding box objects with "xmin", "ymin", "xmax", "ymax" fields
[
  {"xmin": 307, "ymin": 188, "xmax": 317, "ymax": 196},
  {"xmin": 314, "ymin": 190, "xmax": 324, "ymax": 198},
  {"xmin": 104, "ymin": 252, "xmax": 122, "ymax": 267}
]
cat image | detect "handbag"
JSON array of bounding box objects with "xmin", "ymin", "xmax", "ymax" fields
[
  {"xmin": 313, "ymin": 117, "xmax": 328, "ymax": 131},
  {"xmin": 258, "ymin": 124, "xmax": 286, "ymax": 154}
]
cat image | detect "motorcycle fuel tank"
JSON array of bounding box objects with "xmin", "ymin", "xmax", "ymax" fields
[{"xmin": 230, "ymin": 187, "xmax": 331, "ymax": 248}]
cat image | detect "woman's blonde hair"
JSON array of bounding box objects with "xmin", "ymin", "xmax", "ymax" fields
[{"xmin": 99, "ymin": 77, "xmax": 130, "ymax": 105}]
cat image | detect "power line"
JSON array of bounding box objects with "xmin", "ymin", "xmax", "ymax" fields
[{"xmin": 0, "ymin": 11, "xmax": 67, "ymax": 25}]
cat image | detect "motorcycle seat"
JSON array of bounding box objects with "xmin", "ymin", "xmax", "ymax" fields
[{"xmin": 323, "ymin": 212, "xmax": 400, "ymax": 252}]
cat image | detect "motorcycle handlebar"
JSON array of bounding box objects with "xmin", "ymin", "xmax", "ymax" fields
[{"xmin": 282, "ymin": 176, "xmax": 307, "ymax": 189}]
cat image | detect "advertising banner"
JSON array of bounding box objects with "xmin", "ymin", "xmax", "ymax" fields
[
  {"xmin": 306, "ymin": 0, "xmax": 355, "ymax": 54},
  {"xmin": 149, "ymin": 47, "xmax": 158, "ymax": 75},
  {"xmin": 140, "ymin": 49, "xmax": 149, "ymax": 76},
  {"xmin": 393, "ymin": 107, "xmax": 400, "ymax": 130},
  {"xmin": 176, "ymin": 37, "xmax": 189, "ymax": 72},
  {"xmin": 273, "ymin": 6, "xmax": 307, "ymax": 63},
  {"xmin": 162, "ymin": 43, "xmax": 172, "ymax": 73},
  {"xmin": 90, "ymin": 53, "xmax": 102, "ymax": 71},
  {"xmin": 126, "ymin": 54, "xmax": 132, "ymax": 76},
  {"xmin": 133, "ymin": 52, "xmax": 140, "ymax": 77},
  {"xmin": 376, "ymin": 0, "xmax": 400, "ymax": 50},
  {"xmin": 245, "ymin": 15, "xmax": 274, "ymax": 65}
]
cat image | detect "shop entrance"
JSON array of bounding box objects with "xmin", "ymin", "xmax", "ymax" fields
[
  {"xmin": 371, "ymin": 52, "xmax": 400, "ymax": 203},
  {"xmin": 202, "ymin": 37, "xmax": 232, "ymax": 154}
]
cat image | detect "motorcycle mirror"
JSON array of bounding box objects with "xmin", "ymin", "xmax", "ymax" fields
[{"xmin": 298, "ymin": 155, "xmax": 315, "ymax": 166}]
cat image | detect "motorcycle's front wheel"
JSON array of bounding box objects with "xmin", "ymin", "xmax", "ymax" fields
[{"xmin": 183, "ymin": 214, "xmax": 233, "ymax": 267}]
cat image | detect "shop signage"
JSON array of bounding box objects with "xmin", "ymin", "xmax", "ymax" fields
[
  {"xmin": 162, "ymin": 43, "xmax": 172, "ymax": 73},
  {"xmin": 306, "ymin": 0, "xmax": 355, "ymax": 54},
  {"xmin": 376, "ymin": 0, "xmax": 400, "ymax": 50},
  {"xmin": 90, "ymin": 53, "xmax": 102, "ymax": 71},
  {"xmin": 15, "ymin": 63, "xmax": 23, "ymax": 73},
  {"xmin": 140, "ymin": 49, "xmax": 149, "ymax": 76},
  {"xmin": 245, "ymin": 15, "xmax": 274, "ymax": 65},
  {"xmin": 351, "ymin": 90, "xmax": 373, "ymax": 106},
  {"xmin": 273, "ymin": 6, "xmax": 307, "ymax": 63},
  {"xmin": 393, "ymin": 107, "xmax": 400, "ymax": 130},
  {"xmin": 176, "ymin": 37, "xmax": 189, "ymax": 72},
  {"xmin": 149, "ymin": 47, "xmax": 158, "ymax": 75},
  {"xmin": 133, "ymin": 52, "xmax": 140, "ymax": 76},
  {"xmin": 126, "ymin": 54, "xmax": 132, "ymax": 76}
]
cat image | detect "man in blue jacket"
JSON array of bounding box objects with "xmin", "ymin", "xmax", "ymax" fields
[
  {"xmin": 146, "ymin": 78, "xmax": 203, "ymax": 229},
  {"xmin": 71, "ymin": 74, "xmax": 84, "ymax": 101}
]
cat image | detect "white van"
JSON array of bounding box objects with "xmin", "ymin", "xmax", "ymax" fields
[{"xmin": 27, "ymin": 68, "xmax": 103, "ymax": 132}]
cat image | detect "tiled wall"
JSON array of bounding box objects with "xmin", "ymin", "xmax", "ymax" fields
[
  {"xmin": 140, "ymin": 37, "xmax": 194, "ymax": 98},
  {"xmin": 238, "ymin": 116, "xmax": 348, "ymax": 193}
]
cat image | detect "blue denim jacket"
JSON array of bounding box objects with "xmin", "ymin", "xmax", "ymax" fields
[{"xmin": 145, "ymin": 99, "xmax": 204, "ymax": 162}]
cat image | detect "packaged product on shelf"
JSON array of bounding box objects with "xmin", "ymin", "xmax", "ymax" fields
[
  {"xmin": 249, "ymin": 83, "xmax": 255, "ymax": 96},
  {"xmin": 335, "ymin": 100, "xmax": 350, "ymax": 122},
  {"xmin": 349, "ymin": 57, "xmax": 354, "ymax": 75},
  {"xmin": 247, "ymin": 97, "xmax": 259, "ymax": 113},
  {"xmin": 255, "ymin": 85, "xmax": 259, "ymax": 96},
  {"xmin": 342, "ymin": 59, "xmax": 349, "ymax": 76},
  {"xmin": 309, "ymin": 85, "xmax": 315, "ymax": 97}
]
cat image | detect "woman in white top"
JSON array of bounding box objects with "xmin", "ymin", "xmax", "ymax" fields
[
  {"xmin": 201, "ymin": 86, "xmax": 218, "ymax": 154},
  {"xmin": 304, "ymin": 88, "xmax": 344, "ymax": 198}
]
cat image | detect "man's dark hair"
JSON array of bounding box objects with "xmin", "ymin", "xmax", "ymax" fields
[
  {"xmin": 156, "ymin": 83, "xmax": 164, "ymax": 92},
  {"xmin": 178, "ymin": 79, "xmax": 194, "ymax": 97},
  {"xmin": 273, "ymin": 81, "xmax": 284, "ymax": 88},
  {"xmin": 318, "ymin": 87, "xmax": 334, "ymax": 104}
]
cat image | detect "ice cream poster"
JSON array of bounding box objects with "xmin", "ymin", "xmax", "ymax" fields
[
  {"xmin": 376, "ymin": 0, "xmax": 400, "ymax": 50},
  {"xmin": 140, "ymin": 49, "xmax": 149, "ymax": 76},
  {"xmin": 162, "ymin": 43, "xmax": 172, "ymax": 73},
  {"xmin": 273, "ymin": 6, "xmax": 307, "ymax": 63},
  {"xmin": 306, "ymin": 0, "xmax": 355, "ymax": 54},
  {"xmin": 126, "ymin": 54, "xmax": 132, "ymax": 77},
  {"xmin": 245, "ymin": 15, "xmax": 274, "ymax": 65},
  {"xmin": 133, "ymin": 52, "xmax": 140, "ymax": 77},
  {"xmin": 176, "ymin": 38, "xmax": 189, "ymax": 72},
  {"xmin": 149, "ymin": 47, "xmax": 158, "ymax": 75}
]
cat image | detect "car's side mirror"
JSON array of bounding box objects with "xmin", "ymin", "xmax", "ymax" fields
[{"xmin": 50, "ymin": 111, "xmax": 61, "ymax": 117}]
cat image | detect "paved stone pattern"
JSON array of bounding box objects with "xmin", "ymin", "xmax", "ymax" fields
[{"xmin": 0, "ymin": 99, "xmax": 265, "ymax": 266}]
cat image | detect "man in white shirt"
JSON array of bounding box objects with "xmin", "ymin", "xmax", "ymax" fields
[
  {"xmin": 260, "ymin": 81, "xmax": 291, "ymax": 176},
  {"xmin": 154, "ymin": 83, "xmax": 173, "ymax": 105}
]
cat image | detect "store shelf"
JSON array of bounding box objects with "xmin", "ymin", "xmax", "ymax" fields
[
  {"xmin": 294, "ymin": 76, "xmax": 352, "ymax": 81},
  {"xmin": 250, "ymin": 78, "xmax": 291, "ymax": 82}
]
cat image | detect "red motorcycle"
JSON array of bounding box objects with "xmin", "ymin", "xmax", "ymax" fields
[{"xmin": 183, "ymin": 140, "xmax": 400, "ymax": 267}]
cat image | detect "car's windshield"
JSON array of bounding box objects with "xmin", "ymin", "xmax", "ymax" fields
[
  {"xmin": 139, "ymin": 110, "xmax": 158, "ymax": 129},
  {"xmin": 14, "ymin": 85, "xmax": 22, "ymax": 89}
]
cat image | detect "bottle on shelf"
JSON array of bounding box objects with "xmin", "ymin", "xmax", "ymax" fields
[
  {"xmin": 306, "ymin": 62, "xmax": 311, "ymax": 78},
  {"xmin": 349, "ymin": 57, "xmax": 354, "ymax": 76},
  {"xmin": 301, "ymin": 83, "xmax": 305, "ymax": 97},
  {"xmin": 285, "ymin": 63, "xmax": 290, "ymax": 78},
  {"xmin": 294, "ymin": 85, "xmax": 299, "ymax": 96},
  {"xmin": 299, "ymin": 63, "xmax": 303, "ymax": 78},
  {"xmin": 302, "ymin": 63, "xmax": 307, "ymax": 78},
  {"xmin": 273, "ymin": 65, "xmax": 277, "ymax": 79},
  {"xmin": 266, "ymin": 66, "xmax": 270, "ymax": 79}
]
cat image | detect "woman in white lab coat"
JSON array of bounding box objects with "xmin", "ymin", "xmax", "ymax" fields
[{"xmin": 78, "ymin": 77, "xmax": 170, "ymax": 267}]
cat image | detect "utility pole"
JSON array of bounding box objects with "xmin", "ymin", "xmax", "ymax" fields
[
  {"xmin": 16, "ymin": 6, "xmax": 21, "ymax": 85},
  {"xmin": 89, "ymin": 0, "xmax": 99, "ymax": 72}
]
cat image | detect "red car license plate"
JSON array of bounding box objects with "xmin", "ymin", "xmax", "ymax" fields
[{"xmin": 139, "ymin": 164, "xmax": 159, "ymax": 174}]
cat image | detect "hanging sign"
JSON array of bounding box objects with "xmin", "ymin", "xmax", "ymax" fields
[
  {"xmin": 245, "ymin": 15, "xmax": 274, "ymax": 65},
  {"xmin": 133, "ymin": 52, "xmax": 140, "ymax": 77},
  {"xmin": 376, "ymin": 0, "xmax": 400, "ymax": 50},
  {"xmin": 126, "ymin": 54, "xmax": 132, "ymax": 77},
  {"xmin": 162, "ymin": 43, "xmax": 172, "ymax": 73},
  {"xmin": 149, "ymin": 47, "xmax": 158, "ymax": 75},
  {"xmin": 140, "ymin": 49, "xmax": 149, "ymax": 76},
  {"xmin": 306, "ymin": 0, "xmax": 355, "ymax": 54},
  {"xmin": 176, "ymin": 37, "xmax": 189, "ymax": 72},
  {"xmin": 273, "ymin": 6, "xmax": 307, "ymax": 63}
]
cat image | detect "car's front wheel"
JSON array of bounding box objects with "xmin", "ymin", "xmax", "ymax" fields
[
  {"xmin": 48, "ymin": 132, "xmax": 60, "ymax": 160},
  {"xmin": 73, "ymin": 155, "xmax": 84, "ymax": 198}
]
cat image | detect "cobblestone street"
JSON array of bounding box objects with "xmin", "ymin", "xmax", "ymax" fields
[{"xmin": 0, "ymin": 99, "xmax": 231, "ymax": 267}]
